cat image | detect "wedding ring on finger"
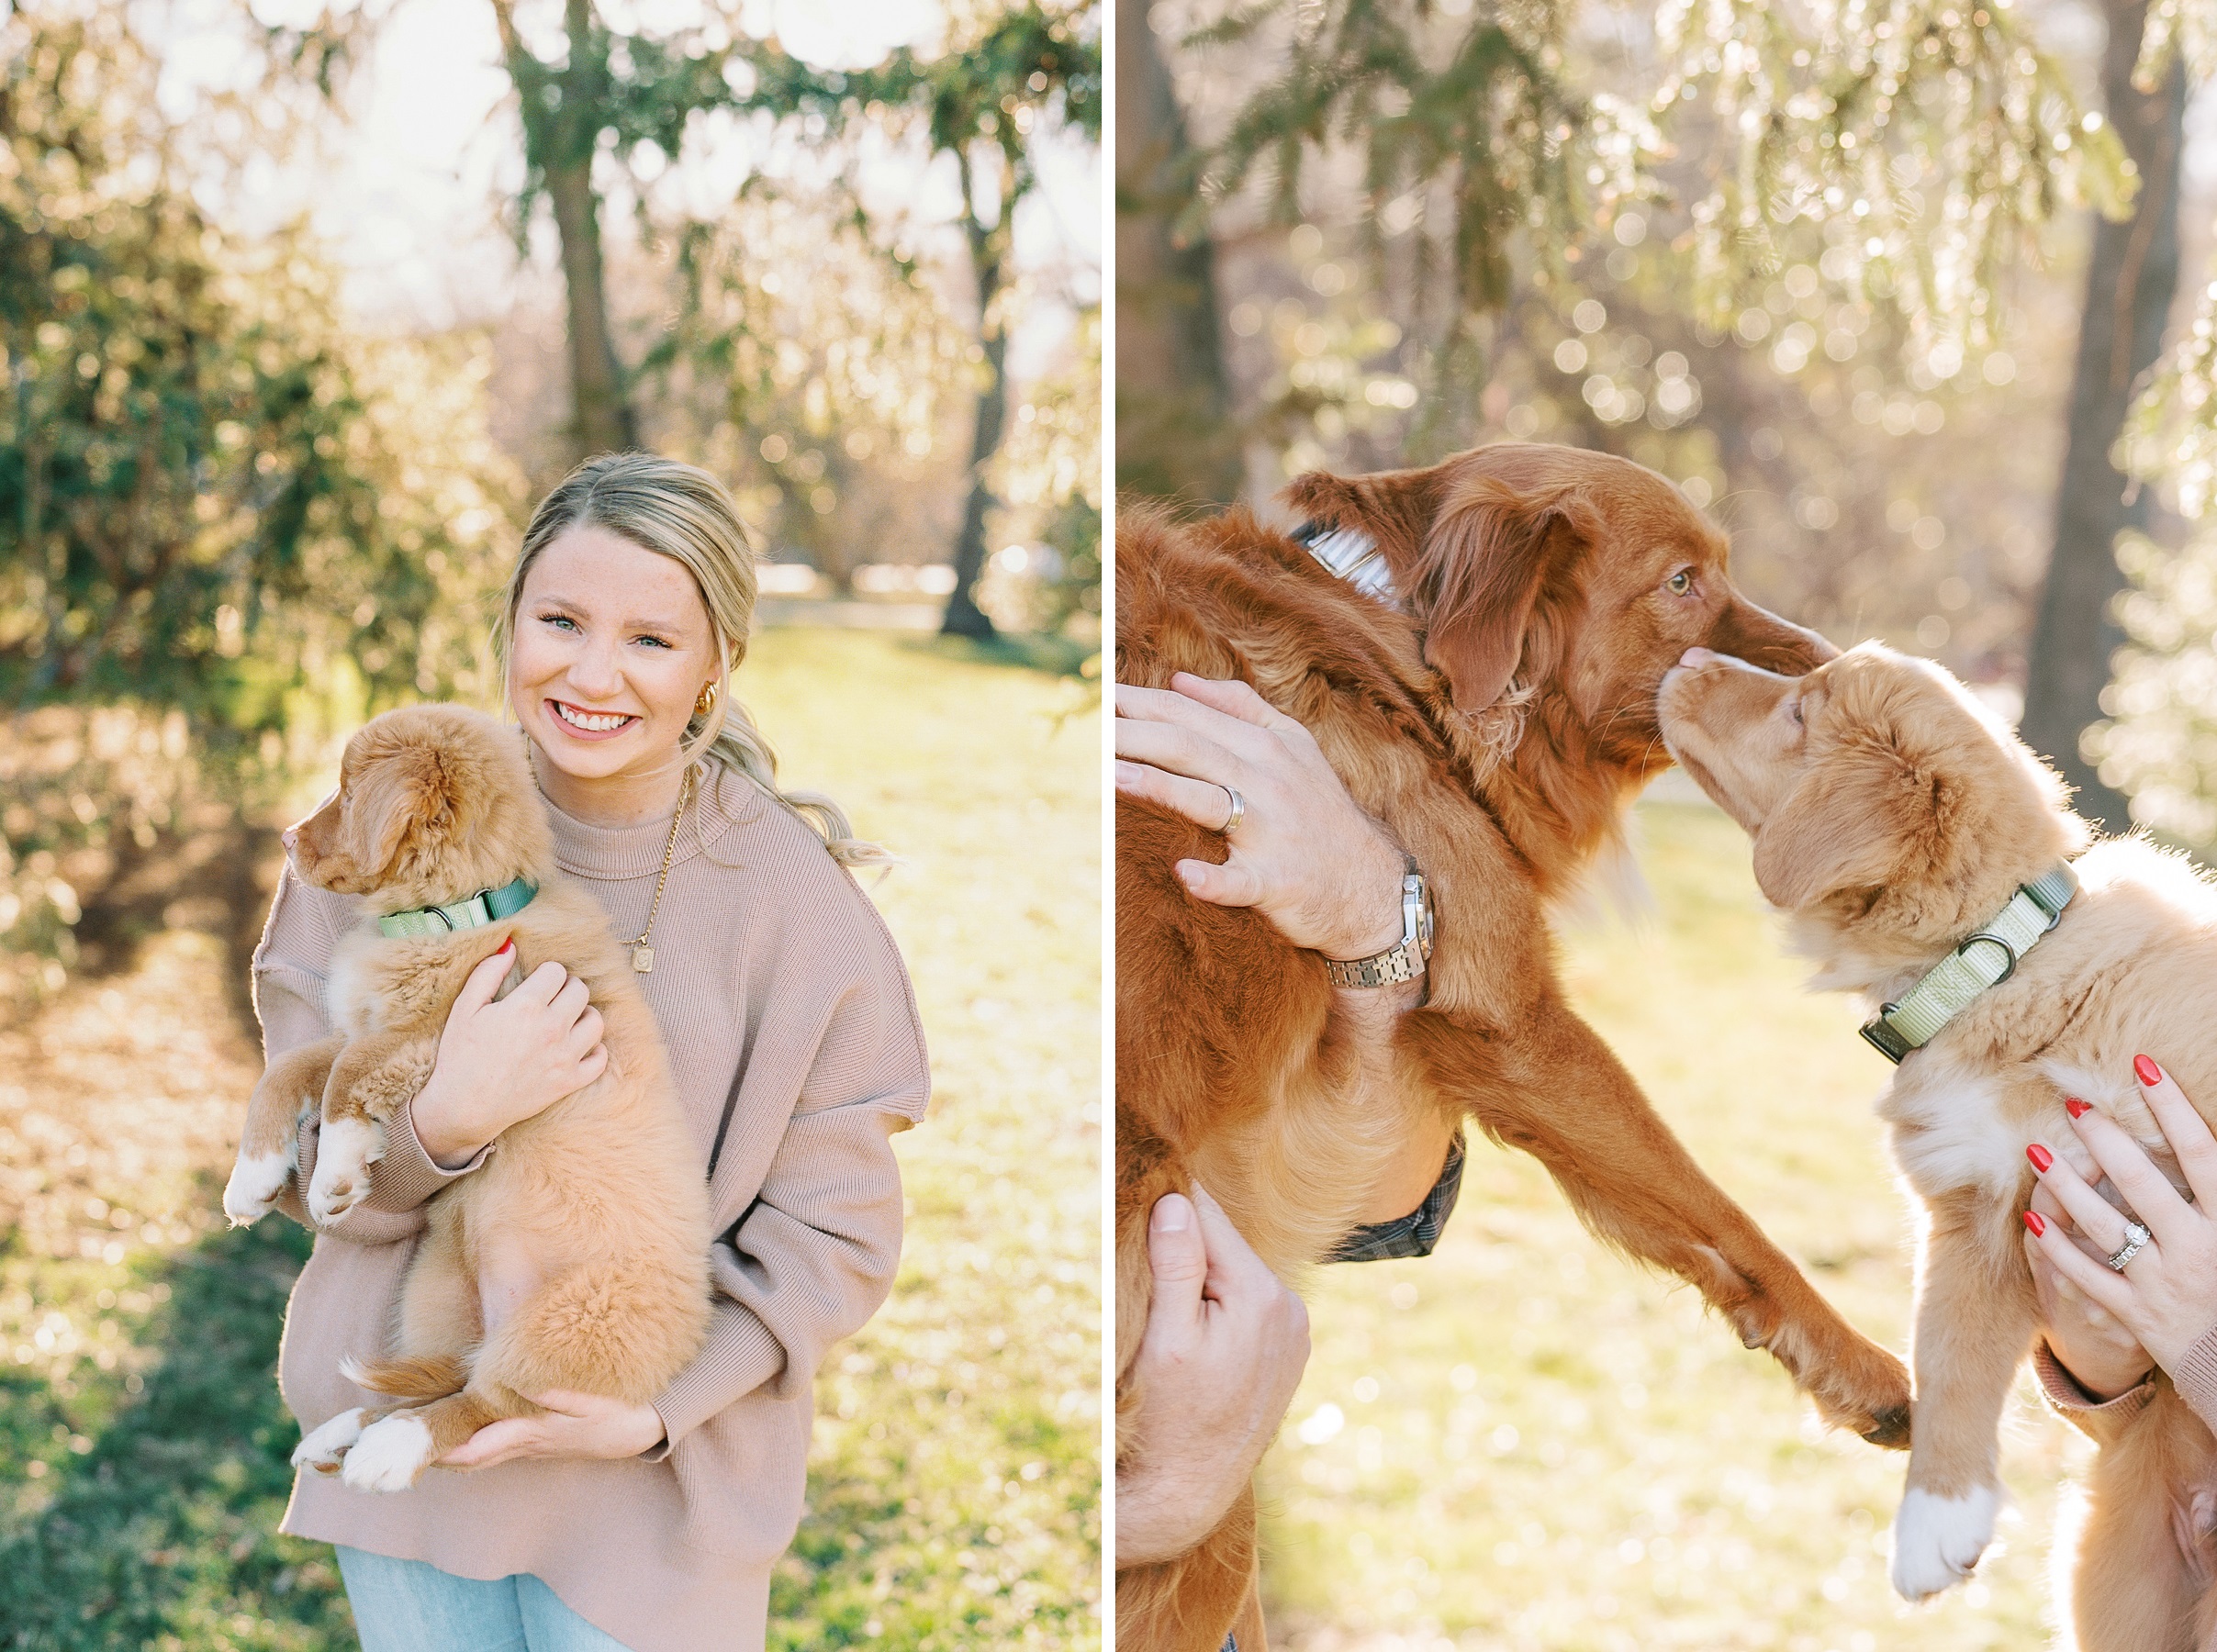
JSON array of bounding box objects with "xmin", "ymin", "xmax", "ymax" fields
[
  {"xmin": 1218, "ymin": 784, "xmax": 1246, "ymax": 836},
  {"xmin": 2107, "ymin": 1219, "xmax": 2154, "ymax": 1272}
]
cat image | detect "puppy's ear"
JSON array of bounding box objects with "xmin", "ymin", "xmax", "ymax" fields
[
  {"xmin": 1752, "ymin": 742, "xmax": 1936, "ymax": 910},
  {"xmin": 339, "ymin": 748, "xmax": 447, "ymax": 887},
  {"xmin": 1283, "ymin": 461, "xmax": 1596, "ymax": 712},
  {"xmin": 1413, "ymin": 475, "xmax": 1598, "ymax": 713}
]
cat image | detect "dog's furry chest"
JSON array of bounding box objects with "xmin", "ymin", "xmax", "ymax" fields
[{"xmin": 327, "ymin": 933, "xmax": 479, "ymax": 1041}]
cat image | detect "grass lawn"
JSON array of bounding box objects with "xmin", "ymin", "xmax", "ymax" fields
[
  {"xmin": 0, "ymin": 630, "xmax": 1102, "ymax": 1651},
  {"xmin": 1259, "ymin": 798, "xmax": 2082, "ymax": 1651}
]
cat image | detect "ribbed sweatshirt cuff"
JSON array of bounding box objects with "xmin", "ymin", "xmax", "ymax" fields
[
  {"xmin": 364, "ymin": 1099, "xmax": 491, "ymax": 1211},
  {"xmin": 2031, "ymin": 1339, "xmax": 2155, "ymax": 1435},
  {"xmin": 286, "ymin": 1098, "xmax": 490, "ymax": 1247},
  {"xmin": 644, "ymin": 1302, "xmax": 786, "ymax": 1458},
  {"xmin": 2168, "ymin": 1322, "xmax": 2217, "ymax": 1435}
]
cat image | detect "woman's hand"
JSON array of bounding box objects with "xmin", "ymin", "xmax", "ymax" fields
[
  {"xmin": 1114, "ymin": 674, "xmax": 1406, "ymax": 960},
  {"xmin": 2024, "ymin": 1178, "xmax": 2155, "ymax": 1400},
  {"xmin": 439, "ymin": 1389, "xmax": 666, "ymax": 1469},
  {"xmin": 412, "ymin": 939, "xmax": 608, "ymax": 1168},
  {"xmin": 1116, "ymin": 1185, "xmax": 1311, "ymax": 1568},
  {"xmin": 2024, "ymin": 1055, "xmax": 2217, "ymax": 1386}
]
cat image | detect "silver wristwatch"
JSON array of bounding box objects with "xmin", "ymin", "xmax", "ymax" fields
[{"xmin": 1324, "ymin": 858, "xmax": 1435, "ymax": 988}]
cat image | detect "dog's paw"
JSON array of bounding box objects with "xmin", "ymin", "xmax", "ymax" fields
[
  {"xmin": 1890, "ymin": 1483, "xmax": 1999, "ymax": 1602},
  {"xmin": 307, "ymin": 1117, "xmax": 386, "ymax": 1224},
  {"xmin": 222, "ymin": 1150, "xmax": 292, "ymax": 1227},
  {"xmin": 291, "ymin": 1406, "xmax": 365, "ymax": 1473},
  {"xmin": 340, "ymin": 1413, "xmax": 433, "ymax": 1493}
]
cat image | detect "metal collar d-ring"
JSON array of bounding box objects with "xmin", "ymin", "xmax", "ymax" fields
[{"xmin": 1955, "ymin": 931, "xmax": 2020, "ymax": 983}]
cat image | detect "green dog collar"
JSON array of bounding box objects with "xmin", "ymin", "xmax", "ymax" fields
[
  {"xmin": 376, "ymin": 876, "xmax": 537, "ymax": 940},
  {"xmin": 1859, "ymin": 864, "xmax": 2078, "ymax": 1065}
]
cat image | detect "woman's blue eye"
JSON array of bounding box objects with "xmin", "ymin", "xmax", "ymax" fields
[
  {"xmin": 542, "ymin": 614, "xmax": 577, "ymax": 631},
  {"xmin": 633, "ymin": 635, "xmax": 671, "ymax": 649}
]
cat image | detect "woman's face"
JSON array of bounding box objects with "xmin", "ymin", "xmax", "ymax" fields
[{"xmin": 509, "ymin": 525, "xmax": 719, "ymax": 788}]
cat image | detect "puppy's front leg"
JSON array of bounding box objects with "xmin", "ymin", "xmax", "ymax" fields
[
  {"xmin": 226, "ymin": 1032, "xmax": 344, "ymax": 1225},
  {"xmin": 310, "ymin": 1032, "xmax": 436, "ymax": 1224},
  {"xmin": 1889, "ymin": 1188, "xmax": 2039, "ymax": 1602}
]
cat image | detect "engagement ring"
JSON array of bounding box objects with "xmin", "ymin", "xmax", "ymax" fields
[{"xmin": 2107, "ymin": 1219, "xmax": 2153, "ymax": 1272}]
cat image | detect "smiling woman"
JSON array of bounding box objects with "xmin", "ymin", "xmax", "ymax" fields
[{"xmin": 247, "ymin": 452, "xmax": 930, "ymax": 1652}]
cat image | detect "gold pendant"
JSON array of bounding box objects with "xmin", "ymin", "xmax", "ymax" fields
[{"xmin": 632, "ymin": 944, "xmax": 654, "ymax": 974}]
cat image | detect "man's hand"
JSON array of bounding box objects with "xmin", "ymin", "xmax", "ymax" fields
[
  {"xmin": 412, "ymin": 940, "xmax": 608, "ymax": 1168},
  {"xmin": 1116, "ymin": 1186, "xmax": 1311, "ymax": 1568},
  {"xmin": 1115, "ymin": 674, "xmax": 1406, "ymax": 960},
  {"xmin": 439, "ymin": 1388, "xmax": 666, "ymax": 1469}
]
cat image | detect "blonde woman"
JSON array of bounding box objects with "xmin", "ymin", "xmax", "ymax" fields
[{"xmin": 249, "ymin": 454, "xmax": 928, "ymax": 1652}]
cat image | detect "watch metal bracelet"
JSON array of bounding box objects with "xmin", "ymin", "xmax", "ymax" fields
[{"xmin": 1323, "ymin": 857, "xmax": 1433, "ymax": 988}]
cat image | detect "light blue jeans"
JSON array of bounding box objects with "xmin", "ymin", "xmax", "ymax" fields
[{"xmin": 335, "ymin": 1546, "xmax": 634, "ymax": 1652}]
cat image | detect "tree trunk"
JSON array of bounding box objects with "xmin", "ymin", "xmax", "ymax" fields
[
  {"xmin": 545, "ymin": 159, "xmax": 638, "ymax": 463},
  {"xmin": 2020, "ymin": 0, "xmax": 2186, "ymax": 832},
  {"xmin": 1114, "ymin": 0, "xmax": 1238, "ymax": 503},
  {"xmin": 942, "ymin": 161, "xmax": 1010, "ymax": 641},
  {"xmin": 542, "ymin": 0, "xmax": 636, "ymax": 465}
]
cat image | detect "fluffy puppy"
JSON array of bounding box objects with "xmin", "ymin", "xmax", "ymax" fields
[
  {"xmin": 1660, "ymin": 642, "xmax": 2217, "ymax": 1645},
  {"xmin": 224, "ymin": 703, "xmax": 711, "ymax": 1493}
]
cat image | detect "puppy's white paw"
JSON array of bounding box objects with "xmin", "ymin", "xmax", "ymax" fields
[
  {"xmin": 1891, "ymin": 1483, "xmax": 1999, "ymax": 1602},
  {"xmin": 291, "ymin": 1406, "xmax": 364, "ymax": 1473},
  {"xmin": 308, "ymin": 1116, "xmax": 386, "ymax": 1223},
  {"xmin": 340, "ymin": 1413, "xmax": 433, "ymax": 1493},
  {"xmin": 223, "ymin": 1150, "xmax": 292, "ymax": 1226}
]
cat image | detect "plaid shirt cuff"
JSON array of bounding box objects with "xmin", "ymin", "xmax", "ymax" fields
[{"xmin": 1327, "ymin": 1134, "xmax": 1465, "ymax": 1263}]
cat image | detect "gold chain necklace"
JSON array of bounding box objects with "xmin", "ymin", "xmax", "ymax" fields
[{"xmin": 631, "ymin": 765, "xmax": 696, "ymax": 974}]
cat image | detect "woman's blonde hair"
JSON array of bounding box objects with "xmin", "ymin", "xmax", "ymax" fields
[{"xmin": 496, "ymin": 452, "xmax": 890, "ymax": 868}]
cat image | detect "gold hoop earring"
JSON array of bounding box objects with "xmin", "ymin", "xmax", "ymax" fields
[{"xmin": 695, "ymin": 682, "xmax": 719, "ymax": 718}]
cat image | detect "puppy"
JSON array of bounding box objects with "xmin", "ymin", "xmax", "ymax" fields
[
  {"xmin": 224, "ymin": 704, "xmax": 711, "ymax": 1493},
  {"xmin": 1661, "ymin": 641, "xmax": 2217, "ymax": 1645}
]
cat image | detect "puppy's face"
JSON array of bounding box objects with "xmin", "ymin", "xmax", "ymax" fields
[
  {"xmin": 289, "ymin": 704, "xmax": 551, "ymax": 912},
  {"xmin": 1657, "ymin": 642, "xmax": 2083, "ymax": 942},
  {"xmin": 1285, "ymin": 444, "xmax": 1834, "ymax": 776}
]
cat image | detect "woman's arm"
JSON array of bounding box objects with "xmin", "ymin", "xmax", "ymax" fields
[
  {"xmin": 1114, "ymin": 673, "xmax": 1454, "ymax": 1223},
  {"xmin": 449, "ymin": 934, "xmax": 934, "ymax": 1469},
  {"xmin": 2023, "ymin": 1056, "xmax": 2217, "ymax": 1436}
]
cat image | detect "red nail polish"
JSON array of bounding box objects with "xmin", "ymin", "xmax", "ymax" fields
[
  {"xmin": 2135, "ymin": 1054, "xmax": 2163, "ymax": 1088},
  {"xmin": 2023, "ymin": 1210, "xmax": 2045, "ymax": 1236},
  {"xmin": 2066, "ymin": 1097, "xmax": 2091, "ymax": 1120},
  {"xmin": 498, "ymin": 938, "xmax": 516, "ymax": 954},
  {"xmin": 2027, "ymin": 1144, "xmax": 2053, "ymax": 1173}
]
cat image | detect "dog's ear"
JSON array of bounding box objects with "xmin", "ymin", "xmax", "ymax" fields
[
  {"xmin": 1410, "ymin": 474, "xmax": 1599, "ymax": 713},
  {"xmin": 1752, "ymin": 741, "xmax": 1938, "ymax": 910},
  {"xmin": 1282, "ymin": 460, "xmax": 1597, "ymax": 713},
  {"xmin": 337, "ymin": 747, "xmax": 448, "ymax": 888}
]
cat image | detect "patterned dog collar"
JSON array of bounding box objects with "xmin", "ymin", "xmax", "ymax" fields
[
  {"xmin": 377, "ymin": 876, "xmax": 537, "ymax": 939},
  {"xmin": 1859, "ymin": 864, "xmax": 2077, "ymax": 1064}
]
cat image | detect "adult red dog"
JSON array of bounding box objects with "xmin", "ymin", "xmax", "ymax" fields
[{"xmin": 1114, "ymin": 443, "xmax": 1913, "ymax": 1651}]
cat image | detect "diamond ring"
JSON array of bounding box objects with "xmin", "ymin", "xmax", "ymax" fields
[{"xmin": 2106, "ymin": 1219, "xmax": 2153, "ymax": 1272}]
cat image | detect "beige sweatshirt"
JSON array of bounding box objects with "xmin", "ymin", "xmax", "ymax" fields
[
  {"xmin": 2033, "ymin": 1330, "xmax": 2217, "ymax": 1444},
  {"xmin": 250, "ymin": 764, "xmax": 930, "ymax": 1652}
]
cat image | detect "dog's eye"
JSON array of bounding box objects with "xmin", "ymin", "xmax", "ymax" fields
[
  {"xmin": 1789, "ymin": 698, "xmax": 1805, "ymax": 726},
  {"xmin": 1665, "ymin": 570, "xmax": 1693, "ymax": 597}
]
